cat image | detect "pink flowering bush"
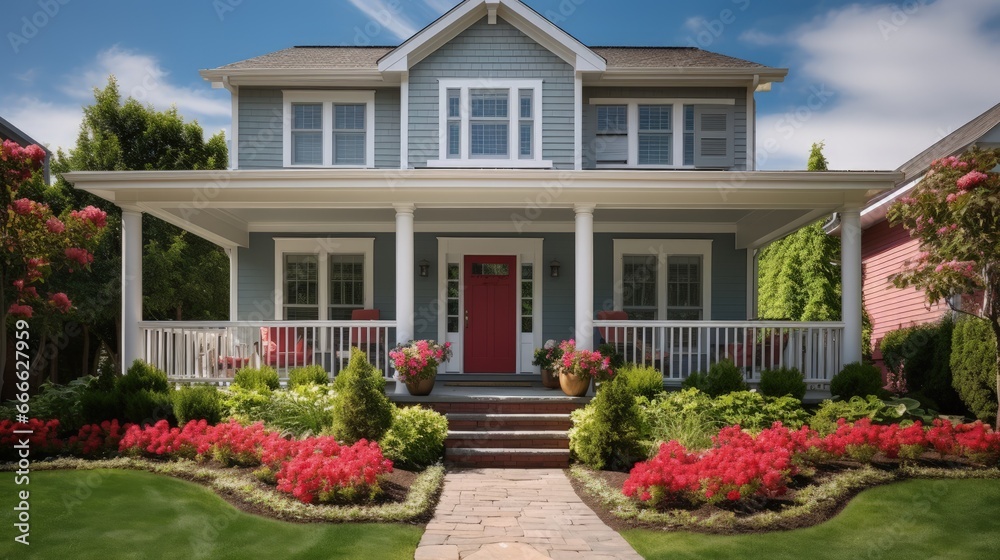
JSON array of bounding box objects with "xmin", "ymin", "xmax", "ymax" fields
[
  {"xmin": 558, "ymin": 339, "xmax": 615, "ymax": 382},
  {"xmin": 389, "ymin": 340, "xmax": 452, "ymax": 383}
]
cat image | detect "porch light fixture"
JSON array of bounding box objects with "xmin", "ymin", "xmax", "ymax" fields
[
  {"xmin": 550, "ymin": 259, "xmax": 561, "ymax": 278},
  {"xmin": 419, "ymin": 259, "xmax": 431, "ymax": 278}
]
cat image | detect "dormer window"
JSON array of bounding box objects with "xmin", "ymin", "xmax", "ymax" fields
[
  {"xmin": 429, "ymin": 79, "xmax": 551, "ymax": 168},
  {"xmin": 282, "ymin": 91, "xmax": 375, "ymax": 168}
]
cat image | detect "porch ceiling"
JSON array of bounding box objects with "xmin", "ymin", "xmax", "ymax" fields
[{"xmin": 64, "ymin": 169, "xmax": 900, "ymax": 250}]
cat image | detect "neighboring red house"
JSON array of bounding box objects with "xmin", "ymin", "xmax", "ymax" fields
[{"xmin": 854, "ymin": 103, "xmax": 1000, "ymax": 369}]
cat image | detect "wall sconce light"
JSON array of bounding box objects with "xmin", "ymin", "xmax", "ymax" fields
[
  {"xmin": 418, "ymin": 259, "xmax": 431, "ymax": 278},
  {"xmin": 550, "ymin": 259, "xmax": 561, "ymax": 278}
]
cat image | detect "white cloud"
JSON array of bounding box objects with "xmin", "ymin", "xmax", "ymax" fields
[
  {"xmin": 754, "ymin": 0, "xmax": 1000, "ymax": 171},
  {"xmin": 4, "ymin": 46, "xmax": 230, "ymax": 154},
  {"xmin": 345, "ymin": 0, "xmax": 422, "ymax": 41},
  {"xmin": 738, "ymin": 29, "xmax": 783, "ymax": 46}
]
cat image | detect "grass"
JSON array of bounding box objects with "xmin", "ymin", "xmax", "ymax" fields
[
  {"xmin": 0, "ymin": 469, "xmax": 422, "ymax": 560},
  {"xmin": 623, "ymin": 479, "xmax": 1000, "ymax": 560}
]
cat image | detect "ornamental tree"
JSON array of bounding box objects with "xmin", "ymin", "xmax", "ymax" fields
[
  {"xmin": 1, "ymin": 139, "xmax": 107, "ymax": 390},
  {"xmin": 887, "ymin": 147, "xmax": 1000, "ymax": 429}
]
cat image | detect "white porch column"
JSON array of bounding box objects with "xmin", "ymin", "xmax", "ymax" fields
[
  {"xmin": 120, "ymin": 207, "xmax": 143, "ymax": 371},
  {"xmin": 841, "ymin": 208, "xmax": 863, "ymax": 365},
  {"xmin": 395, "ymin": 204, "xmax": 415, "ymax": 345},
  {"xmin": 575, "ymin": 205, "xmax": 595, "ymax": 350},
  {"xmin": 226, "ymin": 247, "xmax": 238, "ymax": 321}
]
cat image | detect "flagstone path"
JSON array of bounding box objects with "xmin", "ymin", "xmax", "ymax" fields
[{"xmin": 413, "ymin": 469, "xmax": 643, "ymax": 560}]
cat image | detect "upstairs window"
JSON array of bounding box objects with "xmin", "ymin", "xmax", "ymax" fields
[
  {"xmin": 431, "ymin": 80, "xmax": 550, "ymax": 168},
  {"xmin": 592, "ymin": 100, "xmax": 735, "ymax": 169},
  {"xmin": 283, "ymin": 91, "xmax": 375, "ymax": 168}
]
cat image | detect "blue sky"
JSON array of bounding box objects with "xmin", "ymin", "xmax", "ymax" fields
[{"xmin": 3, "ymin": 0, "xmax": 999, "ymax": 170}]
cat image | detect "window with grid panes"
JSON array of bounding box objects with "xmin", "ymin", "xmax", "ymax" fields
[
  {"xmin": 447, "ymin": 264, "xmax": 460, "ymax": 333},
  {"xmin": 328, "ymin": 254, "xmax": 365, "ymax": 320},
  {"xmin": 667, "ymin": 256, "xmax": 703, "ymax": 320},
  {"xmin": 470, "ymin": 89, "xmax": 509, "ymax": 157},
  {"xmin": 638, "ymin": 105, "xmax": 672, "ymax": 165},
  {"xmin": 622, "ymin": 255, "xmax": 658, "ymax": 320},
  {"xmin": 521, "ymin": 264, "xmax": 533, "ymax": 332},
  {"xmin": 333, "ymin": 104, "xmax": 366, "ymax": 165},
  {"xmin": 291, "ymin": 104, "xmax": 323, "ymax": 165},
  {"xmin": 595, "ymin": 105, "xmax": 628, "ymax": 165},
  {"xmin": 283, "ymin": 254, "xmax": 319, "ymax": 320},
  {"xmin": 519, "ymin": 90, "xmax": 533, "ymax": 159}
]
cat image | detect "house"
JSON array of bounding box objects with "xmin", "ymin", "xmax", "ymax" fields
[
  {"xmin": 1, "ymin": 115, "xmax": 51, "ymax": 184},
  {"xmin": 849, "ymin": 102, "xmax": 1000, "ymax": 370},
  {"xmin": 64, "ymin": 0, "xmax": 898, "ymax": 394}
]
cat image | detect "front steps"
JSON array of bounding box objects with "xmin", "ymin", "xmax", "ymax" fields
[{"xmin": 395, "ymin": 394, "xmax": 586, "ymax": 468}]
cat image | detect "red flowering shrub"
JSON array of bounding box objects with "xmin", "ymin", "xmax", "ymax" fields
[
  {"xmin": 949, "ymin": 420, "xmax": 1000, "ymax": 464},
  {"xmin": 0, "ymin": 418, "xmax": 63, "ymax": 459},
  {"xmin": 118, "ymin": 419, "xmax": 212, "ymax": 460},
  {"xmin": 275, "ymin": 438, "xmax": 392, "ymax": 504},
  {"xmin": 66, "ymin": 420, "xmax": 128, "ymax": 457}
]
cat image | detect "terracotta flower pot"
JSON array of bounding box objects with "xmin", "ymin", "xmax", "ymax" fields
[
  {"xmin": 541, "ymin": 368, "xmax": 560, "ymax": 389},
  {"xmin": 559, "ymin": 369, "xmax": 591, "ymax": 397},
  {"xmin": 405, "ymin": 374, "xmax": 436, "ymax": 396}
]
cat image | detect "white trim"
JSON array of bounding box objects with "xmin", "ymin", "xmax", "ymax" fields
[
  {"xmin": 230, "ymin": 85, "xmax": 239, "ymax": 170},
  {"xmin": 574, "ymin": 73, "xmax": 583, "ymax": 170},
  {"xmin": 591, "ymin": 98, "xmax": 732, "ymax": 169},
  {"xmin": 272, "ymin": 237, "xmax": 375, "ymax": 321},
  {"xmin": 431, "ymin": 79, "xmax": 549, "ymax": 168},
  {"xmin": 249, "ymin": 221, "xmax": 741, "ymax": 234},
  {"xmin": 747, "ymin": 78, "xmax": 757, "ymax": 171},
  {"xmin": 228, "ymin": 247, "xmax": 239, "ymax": 320},
  {"xmin": 435, "ymin": 237, "xmax": 544, "ymax": 374},
  {"xmin": 377, "ymin": 0, "xmax": 606, "ymax": 73},
  {"xmin": 400, "ymin": 73, "xmax": 409, "ymax": 169},
  {"xmin": 281, "ymin": 90, "xmax": 376, "ymax": 168},
  {"xmin": 746, "ymin": 248, "xmax": 755, "ymax": 320},
  {"xmin": 612, "ymin": 239, "xmax": 713, "ymax": 321}
]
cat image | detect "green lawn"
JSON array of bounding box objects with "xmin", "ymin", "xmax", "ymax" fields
[
  {"xmin": 1, "ymin": 469, "xmax": 422, "ymax": 560},
  {"xmin": 624, "ymin": 479, "xmax": 1000, "ymax": 560}
]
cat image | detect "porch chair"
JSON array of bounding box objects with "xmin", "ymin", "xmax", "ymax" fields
[
  {"xmin": 596, "ymin": 310, "xmax": 630, "ymax": 354},
  {"xmin": 258, "ymin": 326, "xmax": 314, "ymax": 369},
  {"xmin": 725, "ymin": 328, "xmax": 790, "ymax": 373}
]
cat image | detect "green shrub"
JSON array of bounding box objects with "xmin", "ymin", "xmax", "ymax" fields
[
  {"xmin": 380, "ymin": 405, "xmax": 448, "ymax": 470},
  {"xmin": 641, "ymin": 390, "xmax": 719, "ymax": 452},
  {"xmin": 711, "ymin": 391, "xmax": 810, "ymax": 431},
  {"xmin": 123, "ymin": 389, "xmax": 174, "ymax": 425},
  {"xmin": 331, "ymin": 348, "xmax": 393, "ymax": 444},
  {"xmin": 810, "ymin": 395, "xmax": 898, "ymax": 435},
  {"xmin": 569, "ymin": 375, "xmax": 647, "ymax": 471},
  {"xmin": 683, "ymin": 360, "xmax": 747, "ymax": 397},
  {"xmin": 830, "ymin": 362, "xmax": 884, "ymax": 400},
  {"xmin": 117, "ymin": 360, "xmax": 170, "ymax": 395},
  {"xmin": 950, "ymin": 318, "xmax": 998, "ymax": 425},
  {"xmin": 616, "ymin": 364, "xmax": 664, "ymax": 400},
  {"xmin": 173, "ymin": 386, "xmax": 223, "ymax": 425},
  {"xmin": 261, "ymin": 385, "xmax": 337, "ymax": 437},
  {"xmin": 221, "ymin": 386, "xmax": 271, "ymax": 422},
  {"xmin": 880, "ymin": 317, "xmax": 963, "ymax": 413},
  {"xmin": 80, "ymin": 388, "xmax": 124, "ymax": 424},
  {"xmin": 759, "ymin": 367, "xmax": 807, "ymax": 400},
  {"xmin": 233, "ymin": 366, "xmax": 280, "ymax": 392},
  {"xmin": 12, "ymin": 377, "xmax": 94, "ymax": 432},
  {"xmin": 288, "ymin": 365, "xmax": 330, "ymax": 388}
]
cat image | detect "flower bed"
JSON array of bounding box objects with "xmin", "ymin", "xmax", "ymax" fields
[{"xmin": 624, "ymin": 419, "xmax": 1000, "ymax": 506}]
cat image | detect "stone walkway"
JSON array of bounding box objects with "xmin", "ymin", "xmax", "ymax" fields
[{"xmin": 414, "ymin": 469, "xmax": 643, "ymax": 560}]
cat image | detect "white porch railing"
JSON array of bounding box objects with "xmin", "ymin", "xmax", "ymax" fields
[
  {"xmin": 592, "ymin": 320, "xmax": 845, "ymax": 386},
  {"xmin": 139, "ymin": 321, "xmax": 397, "ymax": 381}
]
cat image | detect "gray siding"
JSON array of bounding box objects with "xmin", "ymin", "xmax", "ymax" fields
[
  {"xmin": 237, "ymin": 233, "xmax": 397, "ymax": 320},
  {"xmin": 239, "ymin": 231, "xmax": 746, "ymax": 334},
  {"xmin": 237, "ymin": 88, "xmax": 283, "ymax": 169},
  {"xmin": 408, "ymin": 17, "xmax": 575, "ymax": 169},
  {"xmin": 236, "ymin": 88, "xmax": 401, "ymax": 170},
  {"xmin": 582, "ymin": 87, "xmax": 748, "ymax": 171}
]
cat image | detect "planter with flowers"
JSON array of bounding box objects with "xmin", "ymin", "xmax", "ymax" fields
[
  {"xmin": 556, "ymin": 340, "xmax": 615, "ymax": 397},
  {"xmin": 389, "ymin": 340, "xmax": 453, "ymax": 396},
  {"xmin": 532, "ymin": 339, "xmax": 563, "ymax": 389}
]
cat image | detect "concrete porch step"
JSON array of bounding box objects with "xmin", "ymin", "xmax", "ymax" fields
[
  {"xmin": 444, "ymin": 447, "xmax": 571, "ymax": 469},
  {"xmin": 445, "ymin": 430, "xmax": 569, "ymax": 449},
  {"xmin": 445, "ymin": 413, "xmax": 573, "ymax": 431}
]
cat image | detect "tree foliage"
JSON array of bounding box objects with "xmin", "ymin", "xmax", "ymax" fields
[
  {"xmin": 757, "ymin": 143, "xmax": 841, "ymax": 321},
  {"xmin": 887, "ymin": 147, "xmax": 1000, "ymax": 428}
]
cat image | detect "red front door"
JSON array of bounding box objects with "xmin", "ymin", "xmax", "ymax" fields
[{"xmin": 463, "ymin": 255, "xmax": 517, "ymax": 373}]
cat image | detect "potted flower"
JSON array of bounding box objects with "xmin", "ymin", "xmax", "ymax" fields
[
  {"xmin": 389, "ymin": 340, "xmax": 453, "ymax": 396},
  {"xmin": 557, "ymin": 339, "xmax": 615, "ymax": 397},
  {"xmin": 532, "ymin": 339, "xmax": 563, "ymax": 389}
]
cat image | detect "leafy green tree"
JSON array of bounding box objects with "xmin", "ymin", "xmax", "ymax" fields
[
  {"xmin": 888, "ymin": 147, "xmax": 1000, "ymax": 428},
  {"xmin": 43, "ymin": 77, "xmax": 229, "ymax": 377},
  {"xmin": 757, "ymin": 143, "xmax": 841, "ymax": 321}
]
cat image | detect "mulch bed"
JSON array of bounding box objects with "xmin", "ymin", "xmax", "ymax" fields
[{"xmin": 567, "ymin": 454, "xmax": 984, "ymax": 535}]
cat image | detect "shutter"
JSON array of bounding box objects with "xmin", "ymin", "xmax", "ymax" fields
[{"xmin": 693, "ymin": 105, "xmax": 735, "ymax": 168}]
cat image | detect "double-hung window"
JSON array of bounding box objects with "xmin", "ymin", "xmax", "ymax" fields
[
  {"xmin": 431, "ymin": 80, "xmax": 550, "ymax": 168},
  {"xmin": 592, "ymin": 99, "xmax": 735, "ymax": 168},
  {"xmin": 613, "ymin": 239, "xmax": 713, "ymax": 322},
  {"xmin": 274, "ymin": 238, "xmax": 374, "ymax": 321},
  {"xmin": 283, "ymin": 91, "xmax": 375, "ymax": 168}
]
